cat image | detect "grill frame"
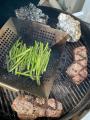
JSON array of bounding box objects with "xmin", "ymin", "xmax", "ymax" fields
[{"xmin": 0, "ymin": 5, "xmax": 90, "ymax": 120}]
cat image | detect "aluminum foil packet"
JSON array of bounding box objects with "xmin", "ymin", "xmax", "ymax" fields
[
  {"xmin": 15, "ymin": 3, "xmax": 49, "ymax": 24},
  {"xmin": 57, "ymin": 13, "xmax": 81, "ymax": 42}
]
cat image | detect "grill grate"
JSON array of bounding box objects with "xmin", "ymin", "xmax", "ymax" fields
[
  {"xmin": 0, "ymin": 39, "xmax": 90, "ymax": 120},
  {"xmin": 50, "ymin": 40, "xmax": 90, "ymax": 115},
  {"xmin": 0, "ymin": 18, "xmax": 90, "ymax": 120}
]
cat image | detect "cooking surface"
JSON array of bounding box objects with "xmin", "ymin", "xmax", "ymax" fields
[
  {"xmin": 0, "ymin": 1, "xmax": 90, "ymax": 120},
  {"xmin": 50, "ymin": 40, "xmax": 90, "ymax": 114},
  {"xmin": 0, "ymin": 39, "xmax": 90, "ymax": 120}
]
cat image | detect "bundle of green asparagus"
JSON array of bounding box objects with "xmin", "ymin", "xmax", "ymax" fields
[{"xmin": 6, "ymin": 39, "xmax": 51, "ymax": 85}]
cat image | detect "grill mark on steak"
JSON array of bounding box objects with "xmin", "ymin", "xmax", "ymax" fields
[
  {"xmin": 66, "ymin": 62, "xmax": 83, "ymax": 77},
  {"xmin": 79, "ymin": 68, "xmax": 88, "ymax": 78},
  {"xmin": 77, "ymin": 59, "xmax": 87, "ymax": 67}
]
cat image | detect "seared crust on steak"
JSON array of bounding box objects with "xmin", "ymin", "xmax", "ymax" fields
[
  {"xmin": 12, "ymin": 95, "xmax": 63, "ymax": 120},
  {"xmin": 66, "ymin": 46, "xmax": 88, "ymax": 84}
]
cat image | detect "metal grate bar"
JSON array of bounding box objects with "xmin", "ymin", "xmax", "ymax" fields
[
  {"xmin": 0, "ymin": 95, "xmax": 5, "ymax": 113},
  {"xmin": 82, "ymin": 82, "xmax": 89, "ymax": 92},
  {"xmin": 59, "ymin": 84, "xmax": 74, "ymax": 108},
  {"xmin": 5, "ymin": 89, "xmax": 12, "ymax": 104},
  {"xmin": 61, "ymin": 73, "xmax": 83, "ymax": 102},
  {"xmin": 1, "ymin": 88, "xmax": 11, "ymax": 114},
  {"xmin": 75, "ymin": 85, "xmax": 85, "ymax": 98},
  {"xmin": 52, "ymin": 85, "xmax": 70, "ymax": 112},
  {"xmin": 60, "ymin": 74, "xmax": 78, "ymax": 106},
  {"xmin": 85, "ymin": 79, "xmax": 90, "ymax": 88},
  {"xmin": 62, "ymin": 78, "xmax": 80, "ymax": 104}
]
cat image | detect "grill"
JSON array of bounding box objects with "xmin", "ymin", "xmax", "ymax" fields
[{"xmin": 0, "ymin": 5, "xmax": 90, "ymax": 120}]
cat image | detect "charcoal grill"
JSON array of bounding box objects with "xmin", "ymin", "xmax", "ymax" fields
[{"xmin": 0, "ymin": 3, "xmax": 90, "ymax": 120}]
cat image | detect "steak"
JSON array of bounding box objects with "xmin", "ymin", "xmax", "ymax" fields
[
  {"xmin": 66, "ymin": 62, "xmax": 83, "ymax": 77},
  {"xmin": 66, "ymin": 46, "xmax": 88, "ymax": 84},
  {"xmin": 12, "ymin": 95, "xmax": 63, "ymax": 120}
]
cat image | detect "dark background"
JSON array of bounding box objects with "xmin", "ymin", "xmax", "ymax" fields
[{"xmin": 0, "ymin": 0, "xmax": 39, "ymax": 27}]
